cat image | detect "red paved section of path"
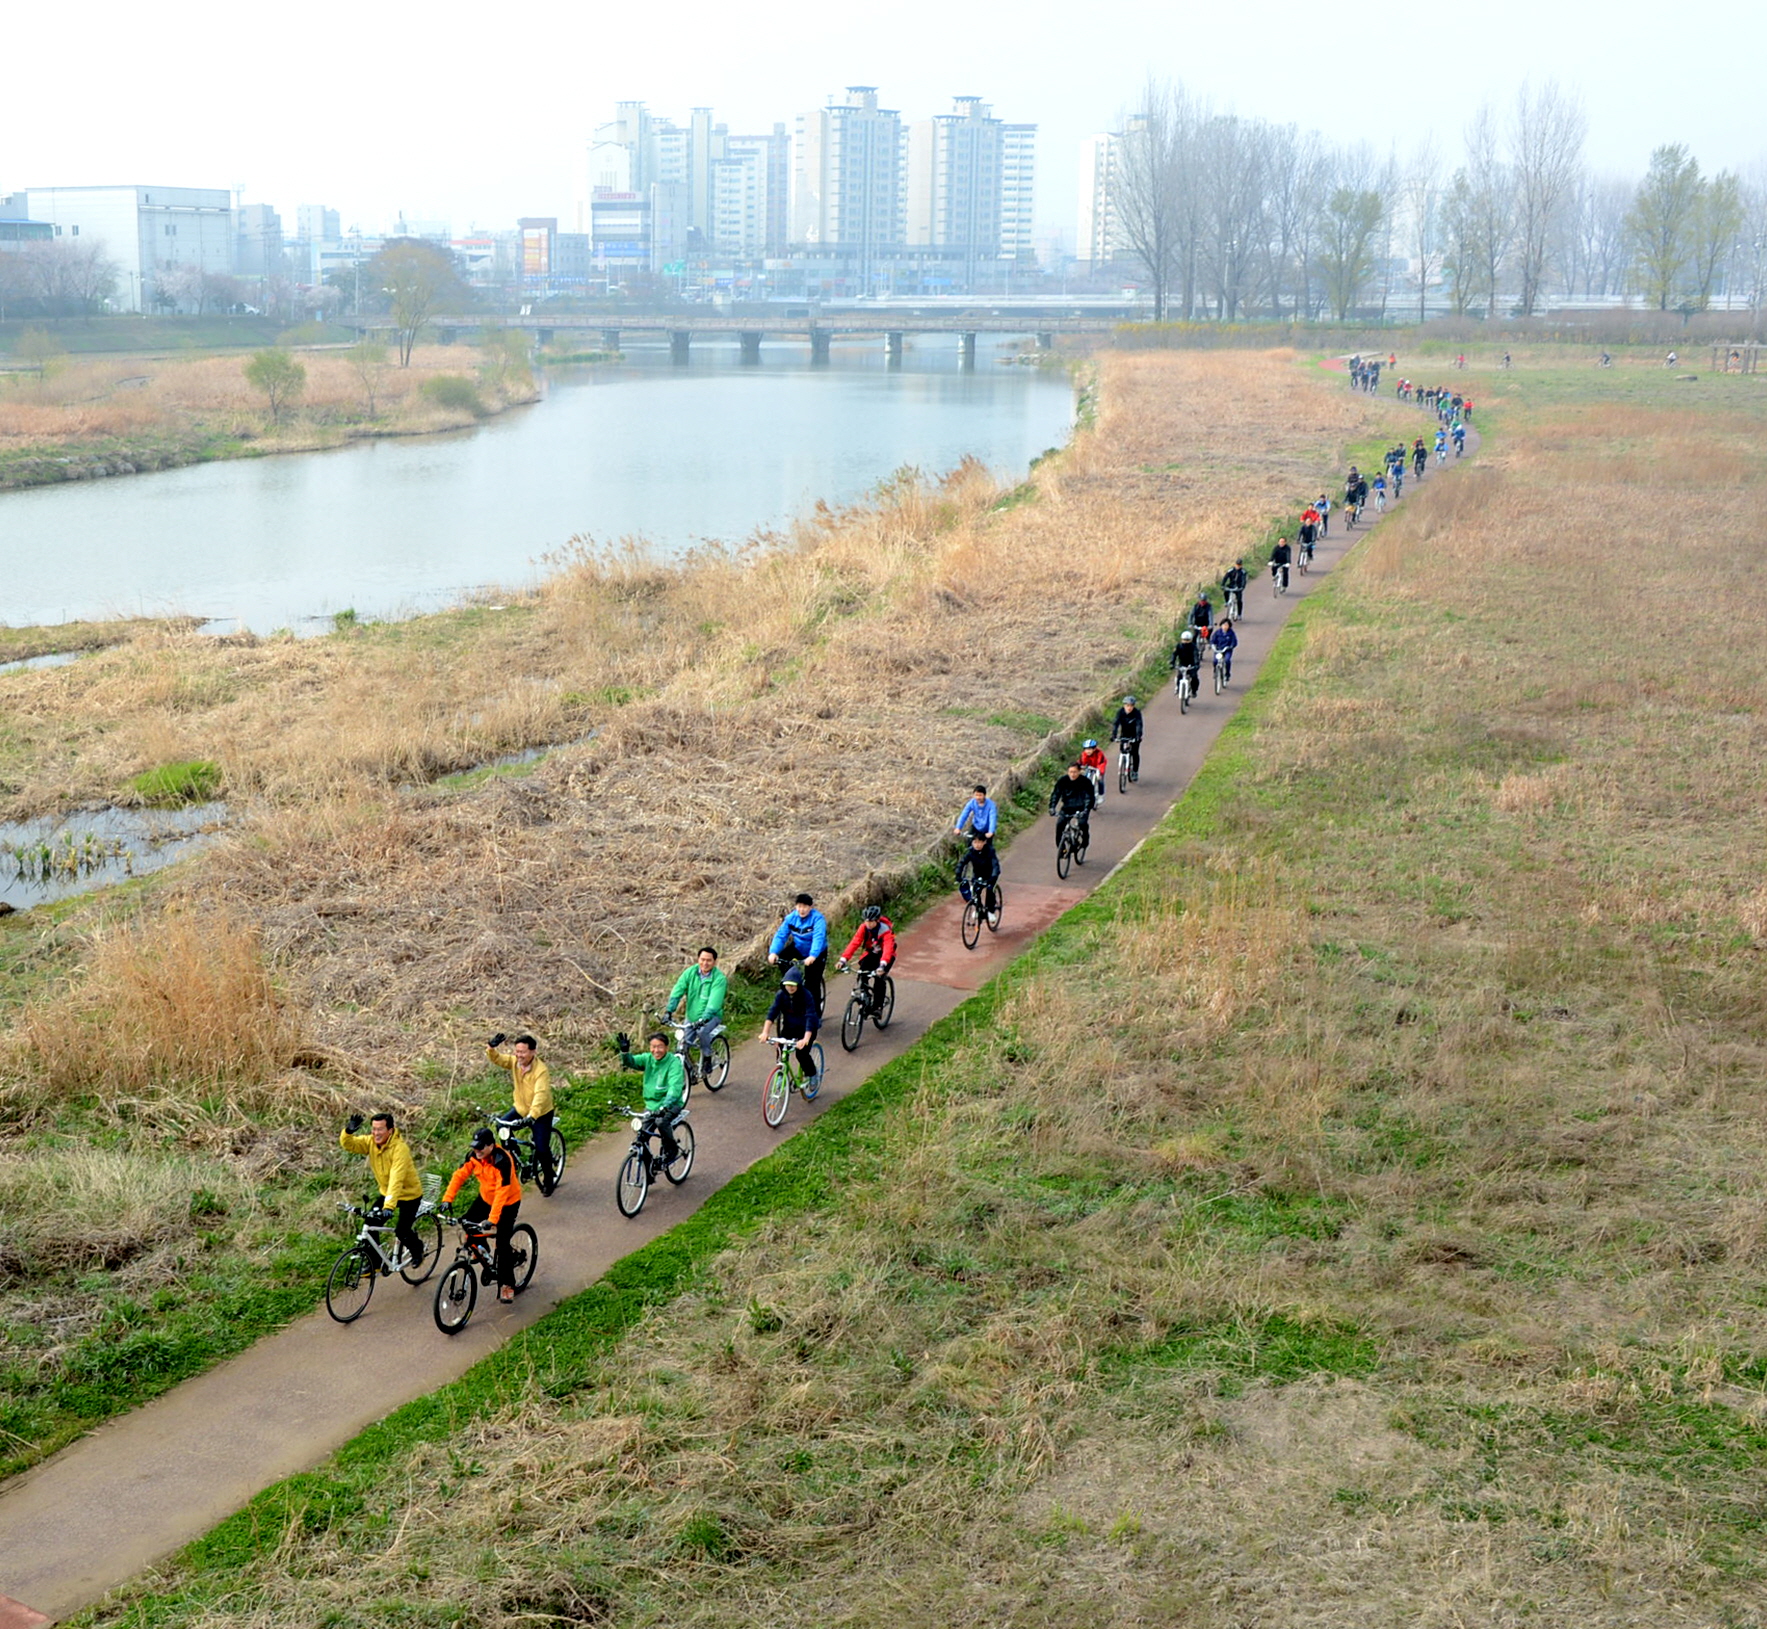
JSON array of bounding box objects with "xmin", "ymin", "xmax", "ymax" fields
[
  {"xmin": 0, "ymin": 1597, "xmax": 52, "ymax": 1629},
  {"xmin": 0, "ymin": 380, "xmax": 1473, "ymax": 1623}
]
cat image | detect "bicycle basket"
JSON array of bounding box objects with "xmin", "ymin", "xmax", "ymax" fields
[{"xmin": 419, "ymin": 1172, "xmax": 444, "ymax": 1209}]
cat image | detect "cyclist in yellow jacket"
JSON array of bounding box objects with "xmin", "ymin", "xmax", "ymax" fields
[
  {"xmin": 340, "ymin": 1111, "xmax": 427, "ymax": 1269},
  {"xmin": 487, "ymin": 1032, "xmax": 556, "ymax": 1192}
]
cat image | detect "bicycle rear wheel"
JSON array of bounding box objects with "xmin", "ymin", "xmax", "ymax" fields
[
  {"xmin": 401, "ymin": 1213, "xmax": 443, "ymax": 1285},
  {"xmin": 434, "ymin": 1262, "xmax": 476, "ymax": 1334},
  {"xmin": 664, "ymin": 1122, "xmax": 696, "ymax": 1184},
  {"xmin": 762, "ymin": 1065, "xmax": 791, "ymax": 1128},
  {"xmin": 616, "ymin": 1150, "xmax": 650, "ymax": 1216},
  {"xmin": 961, "ymin": 899, "xmax": 982, "ymax": 949},
  {"xmin": 873, "ymin": 975, "xmax": 895, "ymax": 1029},
  {"xmin": 508, "ymin": 1223, "xmax": 538, "ymax": 1292},
  {"xmin": 325, "ymin": 1245, "xmax": 375, "ymax": 1324},
  {"xmin": 703, "ymin": 1034, "xmax": 731, "ymax": 1091},
  {"xmin": 841, "ymin": 993, "xmax": 866, "ymax": 1052}
]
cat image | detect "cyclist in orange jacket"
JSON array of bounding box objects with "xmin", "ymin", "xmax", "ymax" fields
[{"xmin": 441, "ymin": 1128, "xmax": 523, "ymax": 1303}]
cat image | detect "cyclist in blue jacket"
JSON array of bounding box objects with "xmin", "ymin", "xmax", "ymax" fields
[
  {"xmin": 768, "ymin": 893, "xmax": 829, "ymax": 1010},
  {"xmin": 952, "ymin": 783, "xmax": 999, "ymax": 898}
]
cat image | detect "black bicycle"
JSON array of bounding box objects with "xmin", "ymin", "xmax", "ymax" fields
[
  {"xmin": 615, "ymin": 1105, "xmax": 695, "ymax": 1216},
  {"xmin": 1055, "ymin": 814, "xmax": 1090, "ymax": 879},
  {"xmin": 480, "ymin": 1106, "xmax": 567, "ymax": 1197},
  {"xmin": 961, "ymin": 878, "xmax": 1004, "ymax": 949},
  {"xmin": 324, "ymin": 1187, "xmax": 444, "ymax": 1323},
  {"xmin": 839, "ymin": 966, "xmax": 896, "ymax": 1051},
  {"xmin": 431, "ymin": 1210, "xmax": 537, "ymax": 1333}
]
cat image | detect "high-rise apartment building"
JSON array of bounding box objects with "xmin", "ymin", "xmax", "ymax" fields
[
  {"xmin": 906, "ymin": 96, "xmax": 1037, "ymax": 282},
  {"xmin": 1077, "ymin": 131, "xmax": 1126, "ymax": 268},
  {"xmin": 295, "ymin": 204, "xmax": 340, "ymax": 245},
  {"xmin": 795, "ymin": 87, "xmax": 905, "ymax": 289},
  {"xmin": 713, "ymin": 124, "xmax": 791, "ymax": 259}
]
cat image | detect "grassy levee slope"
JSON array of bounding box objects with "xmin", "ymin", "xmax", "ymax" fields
[
  {"xmin": 0, "ymin": 352, "xmax": 1411, "ymax": 1481},
  {"xmin": 77, "ymin": 359, "xmax": 1767, "ymax": 1625}
]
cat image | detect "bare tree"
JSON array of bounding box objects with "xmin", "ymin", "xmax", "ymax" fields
[
  {"xmin": 345, "ymin": 340, "xmax": 391, "ymax": 417},
  {"xmin": 1400, "ymin": 140, "xmax": 1444, "ymax": 322},
  {"xmin": 1462, "ymin": 104, "xmax": 1513, "ymax": 315},
  {"xmin": 1197, "ymin": 114, "xmax": 1268, "ymax": 320},
  {"xmin": 1317, "ymin": 148, "xmax": 1386, "ymax": 320},
  {"xmin": 18, "ymin": 239, "xmax": 119, "ymax": 314},
  {"xmin": 1628, "ymin": 144, "xmax": 1704, "ymax": 310},
  {"xmin": 1113, "ymin": 80, "xmax": 1195, "ymax": 322},
  {"xmin": 369, "ymin": 238, "xmax": 469, "ymax": 364},
  {"xmin": 1508, "ymin": 80, "xmax": 1587, "ymax": 316},
  {"xmin": 1740, "ymin": 163, "xmax": 1767, "ymax": 338}
]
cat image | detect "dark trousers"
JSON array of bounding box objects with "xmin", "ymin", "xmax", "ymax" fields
[
  {"xmin": 1055, "ymin": 809, "xmax": 1091, "ymax": 850},
  {"xmin": 463, "ymin": 1198, "xmax": 519, "ymax": 1288},
  {"xmin": 802, "ymin": 954, "xmax": 826, "ymax": 1014},
  {"xmin": 393, "ymin": 1197, "xmax": 424, "ymax": 1263},
  {"xmin": 529, "ymin": 1109, "xmax": 555, "ymax": 1190}
]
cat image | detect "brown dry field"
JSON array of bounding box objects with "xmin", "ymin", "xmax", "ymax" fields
[
  {"xmin": 0, "ymin": 342, "xmax": 535, "ymax": 459},
  {"xmin": 77, "ymin": 356, "xmax": 1767, "ymax": 1627},
  {"xmin": 2, "ymin": 347, "xmax": 1404, "ymax": 1105}
]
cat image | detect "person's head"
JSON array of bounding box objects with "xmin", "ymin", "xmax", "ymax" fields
[
  {"xmin": 1123, "ymin": 695, "xmax": 1138, "ymax": 710},
  {"xmin": 973, "ymin": 783, "xmax": 987, "ymax": 798},
  {"xmin": 1194, "ymin": 591, "xmax": 1207, "ymax": 604},
  {"xmin": 971, "ymin": 833, "xmax": 989, "ymax": 849},
  {"xmin": 697, "ymin": 946, "xmax": 718, "ymax": 974},
  {"xmin": 1235, "ymin": 558, "xmax": 1243, "ymax": 567},
  {"xmin": 370, "ymin": 1111, "xmax": 395, "ymax": 1147},
  {"xmin": 1066, "ymin": 762, "xmax": 1082, "ymax": 779},
  {"xmin": 862, "ymin": 904, "xmax": 883, "ymax": 923},
  {"xmin": 1083, "ymin": 738, "xmax": 1097, "ymax": 750},
  {"xmin": 647, "ymin": 1031, "xmax": 669, "ymax": 1060},
  {"xmin": 513, "ymin": 1034, "xmax": 538, "ymax": 1066},
  {"xmin": 781, "ymin": 964, "xmax": 804, "ymax": 991},
  {"xmin": 793, "ymin": 892, "xmax": 814, "ymax": 918},
  {"xmin": 469, "ymin": 1127, "xmax": 495, "ymax": 1161}
]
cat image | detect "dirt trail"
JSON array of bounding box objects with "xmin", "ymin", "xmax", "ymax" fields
[{"xmin": 0, "ymin": 385, "xmax": 1473, "ymax": 1624}]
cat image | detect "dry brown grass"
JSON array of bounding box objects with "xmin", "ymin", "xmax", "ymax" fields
[{"xmin": 2, "ymin": 350, "xmax": 1406, "ymax": 1081}]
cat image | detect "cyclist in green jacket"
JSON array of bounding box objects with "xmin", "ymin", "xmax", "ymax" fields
[
  {"xmin": 615, "ymin": 1031, "xmax": 688, "ymax": 1167},
  {"xmin": 664, "ymin": 946, "xmax": 727, "ymax": 1080}
]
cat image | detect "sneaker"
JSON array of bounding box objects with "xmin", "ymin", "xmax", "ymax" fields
[
  {"xmin": 499, "ymin": 1286, "xmax": 515, "ymax": 1304},
  {"xmin": 408, "ymin": 1243, "xmax": 424, "ymax": 1268},
  {"xmin": 802, "ymin": 1074, "xmax": 821, "ymax": 1101},
  {"xmin": 481, "ymin": 1267, "xmax": 496, "ymax": 1287}
]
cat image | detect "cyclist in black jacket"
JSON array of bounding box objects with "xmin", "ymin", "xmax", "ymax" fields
[
  {"xmin": 1221, "ymin": 559, "xmax": 1248, "ymax": 617},
  {"xmin": 1049, "ymin": 763, "xmax": 1099, "ymax": 857},
  {"xmin": 1110, "ymin": 697, "xmax": 1144, "ymax": 781},
  {"xmin": 1269, "ymin": 536, "xmax": 1292, "ymax": 591}
]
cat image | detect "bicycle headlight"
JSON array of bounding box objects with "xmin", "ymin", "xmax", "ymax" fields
[{"xmin": 631, "ymin": 1116, "xmax": 645, "ymax": 1132}]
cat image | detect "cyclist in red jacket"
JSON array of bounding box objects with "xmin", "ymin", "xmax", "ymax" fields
[{"xmin": 837, "ymin": 904, "xmax": 896, "ymax": 980}]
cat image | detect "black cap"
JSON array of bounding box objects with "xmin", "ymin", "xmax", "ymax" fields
[{"xmin": 470, "ymin": 1127, "xmax": 495, "ymax": 1151}]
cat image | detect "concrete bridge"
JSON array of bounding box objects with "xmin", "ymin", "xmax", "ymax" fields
[{"xmin": 343, "ymin": 312, "xmax": 1121, "ymax": 367}]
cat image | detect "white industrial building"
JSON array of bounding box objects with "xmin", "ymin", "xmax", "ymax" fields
[{"xmin": 24, "ymin": 185, "xmax": 233, "ymax": 312}]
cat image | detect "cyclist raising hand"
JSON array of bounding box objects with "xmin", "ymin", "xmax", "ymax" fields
[
  {"xmin": 616, "ymin": 1030, "xmax": 689, "ymax": 1170},
  {"xmin": 486, "ymin": 1032, "xmax": 555, "ymax": 1194}
]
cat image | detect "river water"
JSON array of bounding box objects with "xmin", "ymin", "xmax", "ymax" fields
[{"xmin": 1, "ymin": 341, "xmax": 1074, "ymax": 633}]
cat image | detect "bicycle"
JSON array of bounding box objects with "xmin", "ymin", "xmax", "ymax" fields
[
  {"xmin": 839, "ymin": 966, "xmax": 896, "ymax": 1051},
  {"xmin": 1173, "ymin": 661, "xmax": 1196, "ymax": 713},
  {"xmin": 325, "ymin": 1178, "xmax": 445, "ymax": 1323},
  {"xmin": 761, "ymin": 1035, "xmax": 826, "ymax": 1128},
  {"xmin": 478, "ymin": 1106, "xmax": 567, "ymax": 1197},
  {"xmin": 1212, "ymin": 645, "xmax": 1229, "ymax": 695},
  {"xmin": 657, "ymin": 1013, "xmax": 731, "ymax": 1097},
  {"xmin": 1054, "ymin": 813, "xmax": 1090, "ymax": 879},
  {"xmin": 1271, "ymin": 560, "xmax": 1289, "ymax": 597},
  {"xmin": 1224, "ymin": 585, "xmax": 1244, "ymax": 620},
  {"xmin": 960, "ymin": 873, "xmax": 1004, "ymax": 948},
  {"xmin": 431, "ymin": 1209, "xmax": 538, "ymax": 1334},
  {"xmin": 1115, "ymin": 737, "xmax": 1140, "ymax": 794},
  {"xmin": 613, "ymin": 1104, "xmax": 695, "ymax": 1217}
]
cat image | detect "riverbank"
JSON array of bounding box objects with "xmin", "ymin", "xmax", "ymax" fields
[
  {"xmin": 0, "ymin": 349, "xmax": 1414, "ymax": 1480},
  {"xmin": 64, "ymin": 350, "xmax": 1767, "ymax": 1629},
  {"xmin": 0, "ymin": 343, "xmax": 541, "ymax": 492}
]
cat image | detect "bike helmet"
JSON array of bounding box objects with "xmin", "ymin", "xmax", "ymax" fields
[
  {"xmin": 1083, "ymin": 738, "xmax": 1097, "ymax": 750},
  {"xmin": 862, "ymin": 904, "xmax": 883, "ymax": 922}
]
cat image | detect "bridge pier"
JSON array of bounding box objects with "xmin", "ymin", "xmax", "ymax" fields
[
  {"xmin": 1037, "ymin": 332, "xmax": 1055, "ymax": 351},
  {"xmin": 959, "ymin": 331, "xmax": 977, "ymax": 370},
  {"xmin": 536, "ymin": 328, "xmax": 553, "ymax": 346},
  {"xmin": 438, "ymin": 328, "xmax": 456, "ymax": 345},
  {"xmin": 670, "ymin": 330, "xmax": 692, "ymax": 364},
  {"xmin": 739, "ymin": 331, "xmax": 763, "ymax": 364},
  {"xmin": 885, "ymin": 331, "xmax": 904, "ymax": 367},
  {"xmin": 601, "ymin": 328, "xmax": 620, "ymax": 353},
  {"xmin": 808, "ymin": 325, "xmax": 831, "ymax": 366}
]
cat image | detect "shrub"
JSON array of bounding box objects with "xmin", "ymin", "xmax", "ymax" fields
[{"xmin": 418, "ymin": 374, "xmax": 487, "ymax": 417}]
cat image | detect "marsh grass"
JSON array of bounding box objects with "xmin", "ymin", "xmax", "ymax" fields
[{"xmin": 76, "ymin": 355, "xmax": 1767, "ymax": 1626}]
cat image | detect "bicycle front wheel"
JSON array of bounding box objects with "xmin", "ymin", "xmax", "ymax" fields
[
  {"xmin": 325, "ymin": 1246, "xmax": 375, "ymax": 1324},
  {"xmin": 539, "ymin": 1127, "xmax": 568, "ymax": 1195},
  {"xmin": 434, "ymin": 1262, "xmax": 476, "ymax": 1334},
  {"xmin": 961, "ymin": 899, "xmax": 982, "ymax": 949},
  {"xmin": 664, "ymin": 1122, "xmax": 696, "ymax": 1185},
  {"xmin": 704, "ymin": 1034, "xmax": 731, "ymax": 1091},
  {"xmin": 1056, "ymin": 834, "xmax": 1072, "ymax": 879},
  {"xmin": 986, "ymin": 887, "xmax": 1004, "ymax": 933},
  {"xmin": 616, "ymin": 1150, "xmax": 650, "ymax": 1217},
  {"xmin": 841, "ymin": 994, "xmax": 866, "ymax": 1052},
  {"xmin": 762, "ymin": 1066, "xmax": 791, "ymax": 1128},
  {"xmin": 1117, "ymin": 758, "xmax": 1129, "ymax": 795},
  {"xmin": 873, "ymin": 975, "xmax": 896, "ymax": 1029},
  {"xmin": 1214, "ymin": 661, "xmax": 1226, "ymax": 695},
  {"xmin": 401, "ymin": 1213, "xmax": 443, "ymax": 1285},
  {"xmin": 1179, "ymin": 677, "xmax": 1190, "ymax": 714},
  {"xmin": 509, "ymin": 1223, "xmax": 538, "ymax": 1292}
]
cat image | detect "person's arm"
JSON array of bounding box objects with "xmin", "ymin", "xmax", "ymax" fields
[
  {"xmin": 484, "ymin": 1156, "xmax": 512, "ymax": 1224},
  {"xmin": 840, "ymin": 924, "xmax": 867, "ymax": 963},
  {"xmin": 707, "ymin": 967, "xmax": 727, "ymax": 1018},
  {"xmin": 527, "ymin": 1060, "xmax": 554, "ymax": 1117},
  {"xmin": 340, "ymin": 1127, "xmax": 372, "ymax": 1155},
  {"xmin": 665, "ymin": 967, "xmax": 692, "ymax": 1017},
  {"xmin": 809, "ymin": 914, "xmax": 828, "ymax": 961},
  {"xmin": 441, "ymin": 1163, "xmax": 470, "ymax": 1206},
  {"xmin": 767, "ymin": 919, "xmax": 789, "ymax": 959}
]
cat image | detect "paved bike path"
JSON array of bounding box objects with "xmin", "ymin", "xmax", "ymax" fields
[{"xmin": 0, "ymin": 405, "xmax": 1463, "ymax": 1624}]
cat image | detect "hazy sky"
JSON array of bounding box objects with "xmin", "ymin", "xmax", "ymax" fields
[{"xmin": 7, "ymin": 0, "xmax": 1763, "ymax": 244}]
